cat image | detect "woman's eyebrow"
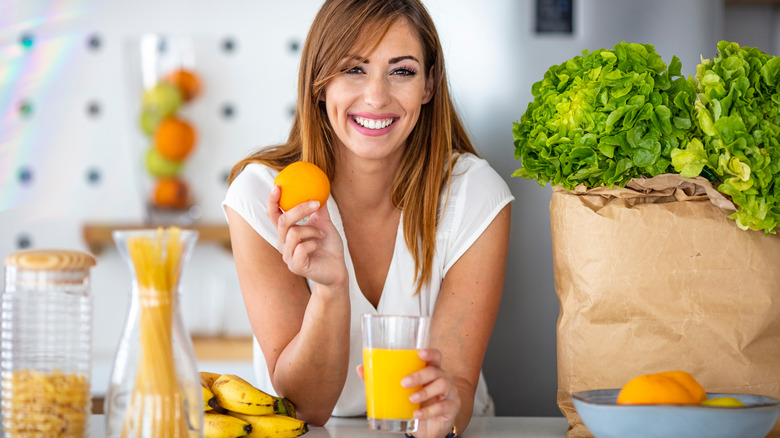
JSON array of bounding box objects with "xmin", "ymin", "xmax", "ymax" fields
[
  {"xmin": 388, "ymin": 55, "xmax": 419, "ymax": 64},
  {"xmin": 353, "ymin": 55, "xmax": 420, "ymax": 65}
]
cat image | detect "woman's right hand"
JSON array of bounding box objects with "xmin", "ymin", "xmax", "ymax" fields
[{"xmin": 267, "ymin": 185, "xmax": 347, "ymax": 288}]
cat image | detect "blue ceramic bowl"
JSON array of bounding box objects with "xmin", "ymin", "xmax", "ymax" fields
[{"xmin": 572, "ymin": 389, "xmax": 780, "ymax": 438}]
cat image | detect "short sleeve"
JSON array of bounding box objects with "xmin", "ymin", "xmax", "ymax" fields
[
  {"xmin": 439, "ymin": 154, "xmax": 514, "ymax": 276},
  {"xmin": 222, "ymin": 163, "xmax": 280, "ymax": 249}
]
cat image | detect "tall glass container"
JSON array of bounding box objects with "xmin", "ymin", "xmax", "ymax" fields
[
  {"xmin": 104, "ymin": 228, "xmax": 202, "ymax": 438},
  {"xmin": 2, "ymin": 249, "xmax": 96, "ymax": 437}
]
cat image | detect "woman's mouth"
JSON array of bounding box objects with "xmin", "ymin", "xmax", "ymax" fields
[
  {"xmin": 350, "ymin": 115, "xmax": 397, "ymax": 136},
  {"xmin": 352, "ymin": 116, "xmax": 395, "ymax": 130}
]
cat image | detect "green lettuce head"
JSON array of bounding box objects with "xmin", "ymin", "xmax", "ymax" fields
[
  {"xmin": 513, "ymin": 42, "xmax": 697, "ymax": 190},
  {"xmin": 671, "ymin": 41, "xmax": 780, "ymax": 233}
]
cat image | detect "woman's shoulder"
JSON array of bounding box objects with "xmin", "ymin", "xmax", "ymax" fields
[
  {"xmin": 449, "ymin": 152, "xmax": 509, "ymax": 190},
  {"xmin": 451, "ymin": 151, "xmax": 485, "ymax": 171},
  {"xmin": 232, "ymin": 162, "xmax": 279, "ymax": 184},
  {"xmin": 439, "ymin": 152, "xmax": 513, "ymax": 218},
  {"xmin": 223, "ymin": 162, "xmax": 278, "ymax": 211},
  {"xmin": 436, "ymin": 152, "xmax": 513, "ymax": 273},
  {"xmin": 226, "ymin": 162, "xmax": 278, "ymax": 196}
]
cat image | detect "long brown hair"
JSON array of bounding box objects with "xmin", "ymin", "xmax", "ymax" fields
[{"xmin": 228, "ymin": 0, "xmax": 478, "ymax": 293}]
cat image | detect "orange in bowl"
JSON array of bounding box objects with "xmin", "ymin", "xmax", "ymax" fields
[
  {"xmin": 616, "ymin": 370, "xmax": 706, "ymax": 405},
  {"xmin": 274, "ymin": 161, "xmax": 330, "ymax": 212}
]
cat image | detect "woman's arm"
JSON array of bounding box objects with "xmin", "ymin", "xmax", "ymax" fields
[
  {"xmin": 407, "ymin": 203, "xmax": 511, "ymax": 438},
  {"xmin": 224, "ymin": 194, "xmax": 350, "ymax": 426}
]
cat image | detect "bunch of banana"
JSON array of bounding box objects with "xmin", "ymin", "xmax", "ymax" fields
[{"xmin": 200, "ymin": 371, "xmax": 308, "ymax": 438}]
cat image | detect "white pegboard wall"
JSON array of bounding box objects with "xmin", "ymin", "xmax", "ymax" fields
[{"xmin": 0, "ymin": 0, "xmax": 324, "ymax": 361}]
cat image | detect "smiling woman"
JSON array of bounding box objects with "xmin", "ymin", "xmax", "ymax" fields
[{"xmin": 222, "ymin": 1, "xmax": 514, "ymax": 437}]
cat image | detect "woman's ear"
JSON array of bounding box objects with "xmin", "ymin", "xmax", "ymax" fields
[{"xmin": 422, "ymin": 66, "xmax": 434, "ymax": 104}]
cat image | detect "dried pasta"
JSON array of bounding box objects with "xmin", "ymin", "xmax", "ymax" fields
[
  {"xmin": 122, "ymin": 227, "xmax": 189, "ymax": 437},
  {"xmin": 2, "ymin": 369, "xmax": 89, "ymax": 437}
]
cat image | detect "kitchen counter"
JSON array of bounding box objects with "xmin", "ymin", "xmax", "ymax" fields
[{"xmin": 89, "ymin": 415, "xmax": 570, "ymax": 437}]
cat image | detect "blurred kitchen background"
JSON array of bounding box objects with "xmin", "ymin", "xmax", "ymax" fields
[{"xmin": 0, "ymin": 0, "xmax": 775, "ymax": 417}]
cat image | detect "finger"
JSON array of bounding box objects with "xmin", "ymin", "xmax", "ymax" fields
[
  {"xmin": 414, "ymin": 398, "xmax": 458, "ymax": 420},
  {"xmin": 417, "ymin": 348, "xmax": 442, "ymax": 367},
  {"xmin": 276, "ymin": 201, "xmax": 321, "ymax": 250},
  {"xmin": 356, "ymin": 365, "xmax": 364, "ymax": 381},
  {"xmin": 310, "ymin": 199, "xmax": 331, "ymax": 221},
  {"xmin": 266, "ymin": 185, "xmax": 283, "ymax": 223},
  {"xmin": 286, "ymin": 200, "xmax": 321, "ymax": 224},
  {"xmin": 278, "ymin": 223, "xmax": 321, "ymax": 263},
  {"xmin": 289, "ymin": 240, "xmax": 322, "ymax": 269},
  {"xmin": 285, "ymin": 225, "xmax": 324, "ymax": 245},
  {"xmin": 409, "ymin": 376, "xmax": 450, "ymax": 404},
  {"xmin": 402, "ymin": 364, "xmax": 442, "ymax": 388}
]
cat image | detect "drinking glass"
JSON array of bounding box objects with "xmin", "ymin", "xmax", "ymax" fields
[{"xmin": 361, "ymin": 314, "xmax": 431, "ymax": 433}]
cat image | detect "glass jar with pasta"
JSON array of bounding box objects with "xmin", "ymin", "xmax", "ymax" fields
[
  {"xmin": 2, "ymin": 249, "xmax": 96, "ymax": 437},
  {"xmin": 104, "ymin": 227, "xmax": 201, "ymax": 438}
]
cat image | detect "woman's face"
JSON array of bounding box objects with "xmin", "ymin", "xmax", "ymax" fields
[{"xmin": 323, "ymin": 18, "xmax": 434, "ymax": 165}]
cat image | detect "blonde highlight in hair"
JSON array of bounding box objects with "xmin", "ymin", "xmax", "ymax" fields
[{"xmin": 228, "ymin": 0, "xmax": 478, "ymax": 294}]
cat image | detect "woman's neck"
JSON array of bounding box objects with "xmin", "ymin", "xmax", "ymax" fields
[{"xmin": 330, "ymin": 153, "xmax": 402, "ymax": 217}]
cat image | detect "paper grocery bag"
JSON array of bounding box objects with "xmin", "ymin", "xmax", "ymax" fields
[{"xmin": 551, "ymin": 174, "xmax": 780, "ymax": 438}]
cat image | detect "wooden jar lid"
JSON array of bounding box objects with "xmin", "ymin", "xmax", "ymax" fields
[{"xmin": 5, "ymin": 250, "xmax": 96, "ymax": 271}]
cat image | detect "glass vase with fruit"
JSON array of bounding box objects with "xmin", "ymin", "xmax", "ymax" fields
[{"xmin": 130, "ymin": 34, "xmax": 204, "ymax": 226}]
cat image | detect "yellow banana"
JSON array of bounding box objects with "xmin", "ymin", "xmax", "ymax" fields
[
  {"xmin": 201, "ymin": 371, "xmax": 221, "ymax": 388},
  {"xmin": 228, "ymin": 412, "xmax": 308, "ymax": 438},
  {"xmin": 204, "ymin": 411, "xmax": 252, "ymax": 438},
  {"xmin": 212, "ymin": 374, "xmax": 278, "ymax": 415},
  {"xmin": 203, "ymin": 382, "xmax": 218, "ymax": 412},
  {"xmin": 273, "ymin": 396, "xmax": 296, "ymax": 418},
  {"xmin": 201, "ymin": 371, "xmax": 220, "ymax": 411}
]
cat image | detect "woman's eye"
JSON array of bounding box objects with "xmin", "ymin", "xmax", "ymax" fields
[
  {"xmin": 344, "ymin": 66, "xmax": 364, "ymax": 75},
  {"xmin": 392, "ymin": 68, "xmax": 416, "ymax": 76}
]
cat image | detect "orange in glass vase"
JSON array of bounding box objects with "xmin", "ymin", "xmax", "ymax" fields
[{"xmin": 154, "ymin": 116, "xmax": 196, "ymax": 162}]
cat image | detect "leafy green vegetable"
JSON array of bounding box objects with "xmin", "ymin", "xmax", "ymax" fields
[
  {"xmin": 513, "ymin": 42, "xmax": 697, "ymax": 190},
  {"xmin": 671, "ymin": 41, "xmax": 780, "ymax": 233},
  {"xmin": 514, "ymin": 40, "xmax": 780, "ymax": 233}
]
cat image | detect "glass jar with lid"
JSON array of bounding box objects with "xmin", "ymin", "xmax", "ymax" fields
[{"xmin": 2, "ymin": 249, "xmax": 96, "ymax": 437}]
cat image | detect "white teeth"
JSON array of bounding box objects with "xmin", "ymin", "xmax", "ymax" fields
[{"xmin": 354, "ymin": 116, "xmax": 394, "ymax": 130}]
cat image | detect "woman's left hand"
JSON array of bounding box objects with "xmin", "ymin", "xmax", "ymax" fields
[
  {"xmin": 356, "ymin": 348, "xmax": 461, "ymax": 438},
  {"xmin": 402, "ymin": 348, "xmax": 460, "ymax": 438}
]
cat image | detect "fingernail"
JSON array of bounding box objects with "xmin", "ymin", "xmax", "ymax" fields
[
  {"xmin": 409, "ymin": 393, "xmax": 420, "ymax": 403},
  {"xmin": 401, "ymin": 378, "xmax": 411, "ymax": 387},
  {"xmin": 308, "ymin": 201, "xmax": 320, "ymax": 210}
]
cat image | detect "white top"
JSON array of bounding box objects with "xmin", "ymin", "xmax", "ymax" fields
[{"xmin": 222, "ymin": 152, "xmax": 514, "ymax": 417}]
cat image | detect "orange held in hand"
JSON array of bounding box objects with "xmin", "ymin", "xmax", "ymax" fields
[
  {"xmin": 154, "ymin": 116, "xmax": 196, "ymax": 162},
  {"xmin": 274, "ymin": 161, "xmax": 330, "ymax": 212},
  {"xmin": 616, "ymin": 370, "xmax": 707, "ymax": 405}
]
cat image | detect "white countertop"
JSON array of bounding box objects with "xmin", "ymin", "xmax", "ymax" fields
[{"xmin": 89, "ymin": 415, "xmax": 570, "ymax": 437}]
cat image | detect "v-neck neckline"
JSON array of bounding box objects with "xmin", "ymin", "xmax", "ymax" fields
[{"xmin": 328, "ymin": 198, "xmax": 403, "ymax": 312}]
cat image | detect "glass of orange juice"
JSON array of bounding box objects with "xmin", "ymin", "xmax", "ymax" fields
[{"xmin": 361, "ymin": 314, "xmax": 431, "ymax": 433}]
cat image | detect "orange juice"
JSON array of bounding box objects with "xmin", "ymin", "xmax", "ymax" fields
[{"xmin": 363, "ymin": 348, "xmax": 426, "ymax": 419}]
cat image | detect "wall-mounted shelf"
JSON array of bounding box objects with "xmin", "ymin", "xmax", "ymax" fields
[
  {"xmin": 82, "ymin": 223, "xmax": 232, "ymax": 255},
  {"xmin": 191, "ymin": 335, "xmax": 253, "ymax": 361}
]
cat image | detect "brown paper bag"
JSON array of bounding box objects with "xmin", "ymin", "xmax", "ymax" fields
[{"xmin": 551, "ymin": 174, "xmax": 780, "ymax": 438}]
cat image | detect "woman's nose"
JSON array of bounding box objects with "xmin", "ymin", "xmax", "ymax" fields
[{"xmin": 363, "ymin": 75, "xmax": 392, "ymax": 108}]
